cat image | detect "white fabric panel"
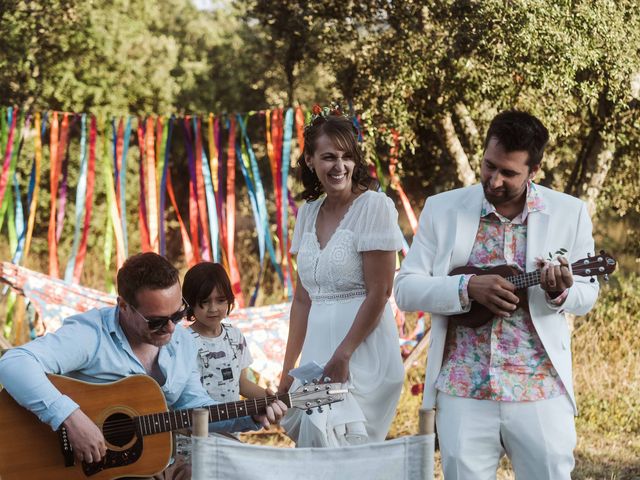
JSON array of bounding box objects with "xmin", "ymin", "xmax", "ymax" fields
[{"xmin": 192, "ymin": 434, "xmax": 435, "ymax": 480}]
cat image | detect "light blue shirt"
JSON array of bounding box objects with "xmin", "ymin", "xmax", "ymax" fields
[{"xmin": 0, "ymin": 307, "xmax": 258, "ymax": 433}]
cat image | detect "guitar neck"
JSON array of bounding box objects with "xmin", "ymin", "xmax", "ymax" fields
[
  {"xmin": 136, "ymin": 393, "xmax": 291, "ymax": 436},
  {"xmin": 506, "ymin": 269, "xmax": 542, "ymax": 290}
]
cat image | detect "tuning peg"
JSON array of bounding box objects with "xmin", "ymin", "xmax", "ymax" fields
[
  {"xmin": 604, "ymin": 274, "xmax": 609, "ymax": 282},
  {"xmin": 317, "ymin": 406, "xmax": 323, "ymax": 413},
  {"xmin": 590, "ymin": 277, "xmax": 595, "ymax": 283},
  {"xmin": 306, "ymin": 409, "xmax": 313, "ymax": 415},
  {"xmin": 600, "ymin": 249, "xmax": 605, "ymax": 255},
  {"xmin": 587, "ymin": 252, "xmax": 592, "ymax": 257}
]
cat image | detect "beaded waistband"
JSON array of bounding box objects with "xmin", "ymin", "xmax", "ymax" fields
[{"xmin": 309, "ymin": 289, "xmax": 367, "ymax": 303}]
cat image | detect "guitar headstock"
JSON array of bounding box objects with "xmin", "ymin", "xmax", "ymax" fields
[
  {"xmin": 289, "ymin": 382, "xmax": 347, "ymax": 415},
  {"xmin": 571, "ymin": 250, "xmax": 617, "ymax": 282}
]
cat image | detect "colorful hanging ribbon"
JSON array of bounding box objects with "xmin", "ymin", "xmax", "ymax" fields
[
  {"xmin": 72, "ymin": 116, "xmax": 97, "ymax": 284},
  {"xmin": 114, "ymin": 116, "xmax": 132, "ymax": 256},
  {"xmin": 56, "ymin": 115, "xmax": 75, "ymax": 243},
  {"xmin": 22, "ymin": 112, "xmax": 43, "ymax": 263},
  {"xmin": 225, "ymin": 117, "xmax": 244, "ymax": 307},
  {"xmin": 206, "ymin": 114, "xmax": 220, "ymax": 262},
  {"xmin": 145, "ymin": 117, "xmax": 159, "ymax": 253},
  {"xmin": 199, "ymin": 116, "xmax": 220, "ymax": 263},
  {"xmin": 194, "ymin": 117, "xmax": 211, "ymax": 261},
  {"xmin": 137, "ymin": 119, "xmax": 151, "ymax": 252},
  {"xmin": 238, "ymin": 114, "xmax": 283, "ymax": 283},
  {"xmin": 183, "ymin": 118, "xmax": 202, "ymax": 263},
  {"xmin": 389, "ymin": 129, "xmax": 418, "ymax": 236},
  {"xmin": 281, "ymin": 108, "xmax": 295, "ymax": 298},
  {"xmin": 102, "ymin": 120, "xmax": 125, "ymax": 288},
  {"xmin": 159, "ymin": 117, "xmax": 173, "ymax": 256},
  {"xmin": 267, "ymin": 109, "xmax": 287, "ymax": 296},
  {"xmin": 11, "ymin": 115, "xmax": 29, "ymax": 263},
  {"xmin": 0, "ymin": 107, "xmax": 18, "ymax": 234},
  {"xmin": 47, "ymin": 112, "xmax": 65, "ymax": 277},
  {"xmin": 166, "ymin": 168, "xmax": 195, "ymax": 267},
  {"xmin": 65, "ymin": 114, "xmax": 88, "ymax": 282}
]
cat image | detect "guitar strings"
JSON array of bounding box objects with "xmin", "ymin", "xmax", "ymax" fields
[{"xmin": 98, "ymin": 391, "xmax": 336, "ymax": 436}]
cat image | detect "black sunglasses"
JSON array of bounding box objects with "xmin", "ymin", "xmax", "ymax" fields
[{"xmin": 129, "ymin": 300, "xmax": 189, "ymax": 332}]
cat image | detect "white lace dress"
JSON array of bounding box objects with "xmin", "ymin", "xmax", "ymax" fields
[{"xmin": 281, "ymin": 190, "xmax": 405, "ymax": 447}]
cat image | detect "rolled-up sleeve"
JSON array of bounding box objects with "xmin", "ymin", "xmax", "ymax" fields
[{"xmin": 0, "ymin": 315, "xmax": 101, "ymax": 430}]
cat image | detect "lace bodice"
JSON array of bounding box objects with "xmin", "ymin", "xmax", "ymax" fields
[{"xmin": 290, "ymin": 191, "xmax": 403, "ymax": 303}]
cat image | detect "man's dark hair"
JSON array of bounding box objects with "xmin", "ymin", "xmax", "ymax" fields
[
  {"xmin": 117, "ymin": 252, "xmax": 179, "ymax": 306},
  {"xmin": 483, "ymin": 110, "xmax": 550, "ymax": 168}
]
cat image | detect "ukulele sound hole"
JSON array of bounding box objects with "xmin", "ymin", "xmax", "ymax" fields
[{"xmin": 102, "ymin": 412, "xmax": 136, "ymax": 447}]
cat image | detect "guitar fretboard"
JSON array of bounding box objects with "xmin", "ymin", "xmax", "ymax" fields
[{"xmin": 136, "ymin": 395, "xmax": 291, "ymax": 436}]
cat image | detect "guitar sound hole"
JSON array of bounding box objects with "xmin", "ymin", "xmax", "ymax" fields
[{"xmin": 102, "ymin": 412, "xmax": 136, "ymax": 447}]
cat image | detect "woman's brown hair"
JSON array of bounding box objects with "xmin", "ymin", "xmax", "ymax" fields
[{"xmin": 296, "ymin": 115, "xmax": 378, "ymax": 201}]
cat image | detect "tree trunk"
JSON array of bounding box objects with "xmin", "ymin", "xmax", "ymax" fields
[
  {"xmin": 437, "ymin": 112, "xmax": 476, "ymax": 186},
  {"xmin": 575, "ymin": 135, "xmax": 615, "ymax": 217},
  {"xmin": 454, "ymin": 103, "xmax": 481, "ymax": 149}
]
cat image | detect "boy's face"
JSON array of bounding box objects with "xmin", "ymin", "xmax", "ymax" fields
[{"xmin": 192, "ymin": 287, "xmax": 230, "ymax": 328}]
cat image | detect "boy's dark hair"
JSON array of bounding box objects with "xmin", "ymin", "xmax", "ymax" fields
[
  {"xmin": 117, "ymin": 252, "xmax": 179, "ymax": 307},
  {"xmin": 182, "ymin": 262, "xmax": 235, "ymax": 318},
  {"xmin": 483, "ymin": 110, "xmax": 550, "ymax": 168},
  {"xmin": 296, "ymin": 115, "xmax": 378, "ymax": 201}
]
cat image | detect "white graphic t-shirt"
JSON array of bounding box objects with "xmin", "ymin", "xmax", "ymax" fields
[{"xmin": 190, "ymin": 323, "xmax": 253, "ymax": 402}]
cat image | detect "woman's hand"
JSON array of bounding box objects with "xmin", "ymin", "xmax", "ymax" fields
[{"xmin": 321, "ymin": 349, "xmax": 351, "ymax": 384}]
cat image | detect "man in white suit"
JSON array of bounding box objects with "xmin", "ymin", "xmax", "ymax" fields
[{"xmin": 394, "ymin": 111, "xmax": 599, "ymax": 479}]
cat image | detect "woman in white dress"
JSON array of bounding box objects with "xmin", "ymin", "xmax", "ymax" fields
[{"xmin": 278, "ymin": 107, "xmax": 405, "ymax": 447}]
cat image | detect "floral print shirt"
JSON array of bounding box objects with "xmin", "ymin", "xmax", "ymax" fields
[{"xmin": 435, "ymin": 183, "xmax": 566, "ymax": 401}]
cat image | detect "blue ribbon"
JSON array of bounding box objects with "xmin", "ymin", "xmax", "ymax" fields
[
  {"xmin": 232, "ymin": 118, "xmax": 264, "ymax": 305},
  {"xmin": 159, "ymin": 116, "xmax": 173, "ymax": 256},
  {"xmin": 281, "ymin": 108, "xmax": 295, "ymax": 298},
  {"xmin": 193, "ymin": 117, "xmax": 220, "ymax": 263},
  {"xmin": 64, "ymin": 114, "xmax": 88, "ymax": 281},
  {"xmin": 120, "ymin": 116, "xmax": 132, "ymax": 256},
  {"xmin": 237, "ymin": 114, "xmax": 284, "ymax": 282},
  {"xmin": 11, "ymin": 114, "xmax": 28, "ymax": 264}
]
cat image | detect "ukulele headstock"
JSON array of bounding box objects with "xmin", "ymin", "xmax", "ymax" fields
[{"xmin": 571, "ymin": 250, "xmax": 617, "ymax": 282}]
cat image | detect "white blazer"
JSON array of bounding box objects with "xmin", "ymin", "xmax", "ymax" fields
[{"xmin": 393, "ymin": 183, "xmax": 599, "ymax": 414}]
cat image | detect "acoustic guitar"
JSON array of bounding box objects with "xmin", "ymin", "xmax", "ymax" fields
[
  {"xmin": 448, "ymin": 251, "xmax": 616, "ymax": 328},
  {"xmin": 0, "ymin": 374, "xmax": 346, "ymax": 480}
]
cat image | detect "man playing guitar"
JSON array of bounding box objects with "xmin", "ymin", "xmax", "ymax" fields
[{"xmin": 0, "ymin": 252, "xmax": 287, "ymax": 479}]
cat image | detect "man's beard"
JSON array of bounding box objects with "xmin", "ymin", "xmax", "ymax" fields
[{"xmin": 482, "ymin": 181, "xmax": 524, "ymax": 205}]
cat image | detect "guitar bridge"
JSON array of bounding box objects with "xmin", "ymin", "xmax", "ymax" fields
[
  {"xmin": 57, "ymin": 426, "xmax": 75, "ymax": 467},
  {"xmin": 82, "ymin": 437, "xmax": 143, "ymax": 477}
]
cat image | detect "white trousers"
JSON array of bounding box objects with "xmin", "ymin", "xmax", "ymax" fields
[{"xmin": 435, "ymin": 392, "xmax": 576, "ymax": 480}]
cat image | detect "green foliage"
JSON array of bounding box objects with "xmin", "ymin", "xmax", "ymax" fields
[{"xmin": 574, "ymin": 273, "xmax": 640, "ymax": 434}]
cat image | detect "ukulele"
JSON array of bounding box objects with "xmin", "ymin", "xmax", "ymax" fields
[
  {"xmin": 0, "ymin": 374, "xmax": 346, "ymax": 480},
  {"xmin": 448, "ymin": 251, "xmax": 616, "ymax": 328}
]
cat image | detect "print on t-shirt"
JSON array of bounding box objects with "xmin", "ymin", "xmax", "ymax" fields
[{"xmin": 190, "ymin": 323, "xmax": 253, "ymax": 402}]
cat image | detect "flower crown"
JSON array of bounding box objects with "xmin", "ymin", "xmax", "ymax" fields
[{"xmin": 306, "ymin": 102, "xmax": 350, "ymax": 130}]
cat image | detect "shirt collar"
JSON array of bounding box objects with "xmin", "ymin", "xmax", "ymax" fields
[{"xmin": 481, "ymin": 181, "xmax": 546, "ymax": 222}]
